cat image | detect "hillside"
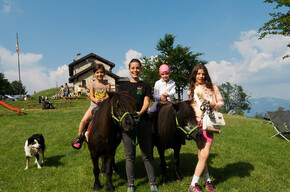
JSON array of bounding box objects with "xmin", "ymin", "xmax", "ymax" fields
[
  {"xmin": 245, "ymin": 97, "xmax": 290, "ymax": 117},
  {"xmin": 0, "ymin": 98, "xmax": 289, "ymax": 191}
]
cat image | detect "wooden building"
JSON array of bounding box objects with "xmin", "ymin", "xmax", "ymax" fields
[{"xmin": 68, "ymin": 53, "xmax": 128, "ymax": 93}]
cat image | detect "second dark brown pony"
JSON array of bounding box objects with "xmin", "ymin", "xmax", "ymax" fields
[
  {"xmin": 88, "ymin": 91, "xmax": 136, "ymax": 191},
  {"xmin": 154, "ymin": 100, "xmax": 203, "ymax": 183}
]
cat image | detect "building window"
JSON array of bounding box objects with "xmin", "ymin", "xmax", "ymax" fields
[{"xmin": 82, "ymin": 80, "xmax": 86, "ymax": 88}]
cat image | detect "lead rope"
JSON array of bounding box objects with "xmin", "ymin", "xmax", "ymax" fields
[{"xmin": 131, "ymin": 112, "xmax": 139, "ymax": 146}]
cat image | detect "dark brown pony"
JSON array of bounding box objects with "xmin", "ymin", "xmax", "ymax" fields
[
  {"xmin": 88, "ymin": 91, "xmax": 136, "ymax": 191},
  {"xmin": 154, "ymin": 100, "xmax": 202, "ymax": 183}
]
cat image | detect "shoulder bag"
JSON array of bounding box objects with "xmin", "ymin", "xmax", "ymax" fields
[{"xmin": 194, "ymin": 92, "xmax": 225, "ymax": 134}]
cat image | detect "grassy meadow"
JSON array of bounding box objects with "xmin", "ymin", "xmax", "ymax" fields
[{"xmin": 0, "ymin": 90, "xmax": 289, "ymax": 192}]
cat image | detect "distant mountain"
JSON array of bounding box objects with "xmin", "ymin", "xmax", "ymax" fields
[{"xmin": 244, "ymin": 97, "xmax": 290, "ymax": 117}]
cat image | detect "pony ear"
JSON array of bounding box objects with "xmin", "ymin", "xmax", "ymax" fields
[
  {"xmin": 107, "ymin": 91, "xmax": 115, "ymax": 99},
  {"xmin": 184, "ymin": 99, "xmax": 192, "ymax": 105}
]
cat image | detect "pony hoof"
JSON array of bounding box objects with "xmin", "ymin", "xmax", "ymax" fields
[
  {"xmin": 106, "ymin": 186, "xmax": 115, "ymax": 192},
  {"xmin": 93, "ymin": 184, "xmax": 102, "ymax": 191}
]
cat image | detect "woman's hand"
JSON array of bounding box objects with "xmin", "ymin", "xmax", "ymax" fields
[
  {"xmin": 135, "ymin": 111, "xmax": 141, "ymax": 122},
  {"xmin": 209, "ymin": 101, "xmax": 216, "ymax": 109}
]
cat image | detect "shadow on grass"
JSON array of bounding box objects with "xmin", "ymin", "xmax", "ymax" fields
[
  {"xmin": 44, "ymin": 155, "xmax": 66, "ymax": 167},
  {"xmin": 211, "ymin": 161, "xmax": 254, "ymax": 185},
  {"xmin": 114, "ymin": 152, "xmax": 254, "ymax": 187},
  {"xmin": 114, "ymin": 152, "xmax": 200, "ymax": 186}
]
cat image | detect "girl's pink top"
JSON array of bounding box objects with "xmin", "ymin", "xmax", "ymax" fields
[{"xmin": 187, "ymin": 84, "xmax": 224, "ymax": 122}]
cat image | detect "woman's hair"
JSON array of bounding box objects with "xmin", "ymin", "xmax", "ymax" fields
[
  {"xmin": 93, "ymin": 64, "xmax": 106, "ymax": 74},
  {"xmin": 128, "ymin": 58, "xmax": 142, "ymax": 69},
  {"xmin": 189, "ymin": 64, "xmax": 213, "ymax": 98}
]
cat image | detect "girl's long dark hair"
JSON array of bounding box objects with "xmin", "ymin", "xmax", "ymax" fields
[{"xmin": 189, "ymin": 64, "xmax": 213, "ymax": 98}]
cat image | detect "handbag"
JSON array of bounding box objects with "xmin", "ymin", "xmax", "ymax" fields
[{"xmin": 194, "ymin": 92, "xmax": 225, "ymax": 134}]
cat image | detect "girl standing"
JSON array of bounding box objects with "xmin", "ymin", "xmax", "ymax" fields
[
  {"xmin": 72, "ymin": 64, "xmax": 111, "ymax": 149},
  {"xmin": 118, "ymin": 59, "xmax": 158, "ymax": 192},
  {"xmin": 187, "ymin": 64, "xmax": 224, "ymax": 192}
]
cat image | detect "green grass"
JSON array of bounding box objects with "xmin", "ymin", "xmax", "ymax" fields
[{"xmin": 0, "ymin": 99, "xmax": 289, "ymax": 192}]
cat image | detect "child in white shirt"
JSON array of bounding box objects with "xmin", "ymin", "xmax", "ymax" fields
[{"xmin": 149, "ymin": 64, "xmax": 176, "ymax": 113}]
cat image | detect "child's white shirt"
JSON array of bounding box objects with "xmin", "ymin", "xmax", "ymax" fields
[{"xmin": 153, "ymin": 79, "xmax": 176, "ymax": 102}]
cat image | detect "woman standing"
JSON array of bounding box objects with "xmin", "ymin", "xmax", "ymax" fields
[
  {"xmin": 187, "ymin": 64, "xmax": 224, "ymax": 192},
  {"xmin": 118, "ymin": 59, "xmax": 158, "ymax": 192}
]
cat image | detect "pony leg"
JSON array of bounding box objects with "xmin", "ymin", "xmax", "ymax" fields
[
  {"xmin": 105, "ymin": 155, "xmax": 114, "ymax": 192},
  {"xmin": 100, "ymin": 155, "xmax": 117, "ymax": 175},
  {"xmin": 157, "ymin": 146, "xmax": 167, "ymax": 184},
  {"xmin": 100, "ymin": 156, "xmax": 106, "ymax": 176},
  {"xmin": 91, "ymin": 153, "xmax": 102, "ymax": 191},
  {"xmin": 111, "ymin": 155, "xmax": 118, "ymax": 174},
  {"xmin": 173, "ymin": 145, "xmax": 182, "ymax": 181}
]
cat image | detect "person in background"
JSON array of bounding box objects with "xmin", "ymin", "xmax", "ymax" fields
[
  {"xmin": 187, "ymin": 64, "xmax": 224, "ymax": 192},
  {"xmin": 64, "ymin": 83, "xmax": 69, "ymax": 97},
  {"xmin": 78, "ymin": 85, "xmax": 82, "ymax": 96},
  {"xmin": 58, "ymin": 85, "xmax": 64, "ymax": 98}
]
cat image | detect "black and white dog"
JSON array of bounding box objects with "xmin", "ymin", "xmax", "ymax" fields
[{"xmin": 24, "ymin": 134, "xmax": 45, "ymax": 170}]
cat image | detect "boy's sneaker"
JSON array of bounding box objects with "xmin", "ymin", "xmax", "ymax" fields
[
  {"xmin": 205, "ymin": 181, "xmax": 215, "ymax": 192},
  {"xmin": 127, "ymin": 184, "xmax": 135, "ymax": 192},
  {"xmin": 188, "ymin": 183, "xmax": 202, "ymax": 192},
  {"xmin": 150, "ymin": 183, "xmax": 158, "ymax": 192}
]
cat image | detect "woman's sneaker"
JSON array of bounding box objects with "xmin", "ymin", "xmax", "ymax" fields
[
  {"xmin": 150, "ymin": 183, "xmax": 158, "ymax": 192},
  {"xmin": 188, "ymin": 183, "xmax": 202, "ymax": 192},
  {"xmin": 205, "ymin": 181, "xmax": 215, "ymax": 192},
  {"xmin": 127, "ymin": 184, "xmax": 135, "ymax": 192}
]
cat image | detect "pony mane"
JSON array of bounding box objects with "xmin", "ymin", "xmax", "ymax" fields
[
  {"xmin": 157, "ymin": 100, "xmax": 196, "ymax": 143},
  {"xmin": 176, "ymin": 100, "xmax": 196, "ymax": 126},
  {"xmin": 89, "ymin": 92, "xmax": 136, "ymax": 144},
  {"xmin": 111, "ymin": 91, "xmax": 136, "ymax": 115}
]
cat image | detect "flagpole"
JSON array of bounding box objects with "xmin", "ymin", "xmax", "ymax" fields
[{"xmin": 16, "ymin": 32, "xmax": 21, "ymax": 95}]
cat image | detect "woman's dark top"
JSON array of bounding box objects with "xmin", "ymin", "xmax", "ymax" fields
[{"xmin": 119, "ymin": 81, "xmax": 152, "ymax": 120}]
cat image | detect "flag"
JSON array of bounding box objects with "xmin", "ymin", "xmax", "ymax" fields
[{"xmin": 16, "ymin": 39, "xmax": 19, "ymax": 54}]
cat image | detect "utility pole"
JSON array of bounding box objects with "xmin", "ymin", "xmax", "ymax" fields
[{"xmin": 16, "ymin": 32, "xmax": 21, "ymax": 95}]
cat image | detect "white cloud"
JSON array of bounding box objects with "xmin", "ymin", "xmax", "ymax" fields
[
  {"xmin": 0, "ymin": 0, "xmax": 12, "ymax": 13},
  {"xmin": 116, "ymin": 49, "xmax": 142, "ymax": 78},
  {"xmin": 0, "ymin": 46, "xmax": 70, "ymax": 94},
  {"xmin": 207, "ymin": 30, "xmax": 290, "ymax": 100}
]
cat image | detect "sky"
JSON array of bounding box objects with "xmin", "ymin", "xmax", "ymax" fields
[{"xmin": 0, "ymin": 0, "xmax": 289, "ymax": 100}]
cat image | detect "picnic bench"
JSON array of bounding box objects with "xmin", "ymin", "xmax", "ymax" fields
[
  {"xmin": 27, "ymin": 101, "xmax": 73, "ymax": 109},
  {"xmin": 62, "ymin": 96, "xmax": 90, "ymax": 101}
]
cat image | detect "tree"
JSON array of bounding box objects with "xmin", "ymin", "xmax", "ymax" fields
[
  {"xmin": 0, "ymin": 73, "xmax": 12, "ymax": 95},
  {"xmin": 258, "ymin": 0, "xmax": 290, "ymax": 59},
  {"xmin": 0, "ymin": 73, "xmax": 27, "ymax": 95},
  {"xmin": 141, "ymin": 34, "xmax": 206, "ymax": 100},
  {"xmin": 10, "ymin": 80, "xmax": 27, "ymax": 95},
  {"xmin": 218, "ymin": 82, "xmax": 251, "ymax": 116}
]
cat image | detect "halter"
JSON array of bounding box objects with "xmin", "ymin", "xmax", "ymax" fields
[
  {"xmin": 111, "ymin": 107, "xmax": 140, "ymax": 146},
  {"xmin": 111, "ymin": 106, "xmax": 132, "ymax": 126},
  {"xmin": 175, "ymin": 115, "xmax": 199, "ymax": 139}
]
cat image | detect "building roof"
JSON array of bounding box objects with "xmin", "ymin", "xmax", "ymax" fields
[
  {"xmin": 68, "ymin": 52, "xmax": 115, "ymax": 76},
  {"xmin": 68, "ymin": 52, "xmax": 130, "ymax": 84},
  {"xmin": 68, "ymin": 64, "xmax": 123, "ymax": 83}
]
